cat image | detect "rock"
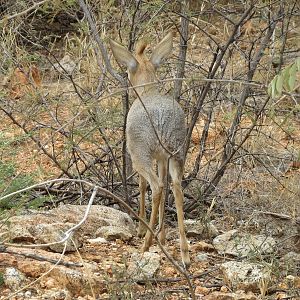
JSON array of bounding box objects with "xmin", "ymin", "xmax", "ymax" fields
[
  {"xmin": 3, "ymin": 267, "xmax": 26, "ymax": 290},
  {"xmin": 46, "ymin": 267, "xmax": 103, "ymax": 296},
  {"xmin": 195, "ymin": 285, "xmax": 209, "ymax": 295},
  {"xmin": 195, "ymin": 253, "xmax": 209, "ymax": 262},
  {"xmin": 191, "ymin": 241, "xmax": 215, "ymax": 252},
  {"xmin": 52, "ymin": 54, "xmax": 76, "ymax": 75},
  {"xmin": 220, "ymin": 286, "xmax": 228, "ymax": 292},
  {"xmin": 24, "ymin": 290, "xmax": 32, "ymax": 298},
  {"xmin": 7, "ymin": 223, "xmax": 35, "ymax": 243},
  {"xmin": 276, "ymin": 292, "xmax": 289, "ymax": 299},
  {"xmin": 52, "ymin": 205, "xmax": 136, "ymax": 237},
  {"xmin": 164, "ymin": 266, "xmax": 176, "ymax": 276},
  {"xmin": 0, "ymin": 248, "xmax": 106, "ymax": 296},
  {"xmin": 220, "ymin": 261, "xmax": 271, "ymax": 292},
  {"xmin": 204, "ymin": 291, "xmax": 235, "ymax": 300},
  {"xmin": 6, "ymin": 205, "xmax": 135, "ymax": 251},
  {"xmin": 32, "ymin": 222, "xmax": 82, "ymax": 252},
  {"xmin": 41, "ymin": 277, "xmax": 57, "ymax": 289},
  {"xmin": 96, "ymin": 225, "xmax": 133, "ymax": 241},
  {"xmin": 280, "ymin": 251, "xmax": 300, "ymax": 273},
  {"xmin": 294, "ymin": 276, "xmax": 300, "ymax": 289},
  {"xmin": 185, "ymin": 219, "xmax": 219, "ymax": 239},
  {"xmin": 0, "ymin": 288, "xmax": 10, "ymax": 298},
  {"xmin": 86, "ymin": 237, "xmax": 108, "ymax": 244},
  {"xmin": 0, "ymin": 253, "xmax": 18, "ymax": 266},
  {"xmin": 283, "ymin": 275, "xmax": 300, "ymax": 289},
  {"xmin": 41, "ymin": 289, "xmax": 72, "ymax": 300},
  {"xmin": 127, "ymin": 252, "xmax": 161, "ymax": 280},
  {"xmin": 235, "ymin": 290, "xmax": 260, "ymax": 300},
  {"xmin": 204, "ymin": 290, "xmax": 258, "ymax": 300},
  {"xmin": 213, "ymin": 230, "xmax": 276, "ymax": 257},
  {"xmin": 7, "ymin": 211, "xmax": 59, "ymax": 246}
]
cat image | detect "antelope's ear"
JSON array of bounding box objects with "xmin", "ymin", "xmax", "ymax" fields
[
  {"xmin": 150, "ymin": 32, "xmax": 173, "ymax": 69},
  {"xmin": 109, "ymin": 39, "xmax": 138, "ymax": 73}
]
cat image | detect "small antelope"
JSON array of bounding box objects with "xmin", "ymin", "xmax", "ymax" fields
[{"xmin": 110, "ymin": 33, "xmax": 190, "ymax": 267}]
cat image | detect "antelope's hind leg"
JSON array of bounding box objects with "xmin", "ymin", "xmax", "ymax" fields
[
  {"xmin": 137, "ymin": 175, "xmax": 147, "ymax": 237},
  {"xmin": 133, "ymin": 155, "xmax": 164, "ymax": 252},
  {"xmin": 169, "ymin": 158, "xmax": 190, "ymax": 268},
  {"xmin": 158, "ymin": 160, "xmax": 167, "ymax": 245}
]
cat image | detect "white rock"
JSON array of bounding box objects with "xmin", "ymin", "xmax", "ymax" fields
[
  {"xmin": 196, "ymin": 253, "xmax": 209, "ymax": 262},
  {"xmin": 213, "ymin": 230, "xmax": 276, "ymax": 257},
  {"xmin": 127, "ymin": 252, "xmax": 161, "ymax": 280},
  {"xmin": 41, "ymin": 289, "xmax": 72, "ymax": 300},
  {"xmin": 87, "ymin": 237, "xmax": 108, "ymax": 244},
  {"xmin": 8, "ymin": 224, "xmax": 34, "ymax": 243},
  {"xmin": 96, "ymin": 225, "xmax": 133, "ymax": 241},
  {"xmin": 52, "ymin": 205, "xmax": 136, "ymax": 236},
  {"xmin": 24, "ymin": 290, "xmax": 32, "ymax": 298},
  {"xmin": 52, "ymin": 54, "xmax": 76, "ymax": 75},
  {"xmin": 221, "ymin": 261, "xmax": 271, "ymax": 292},
  {"xmin": 185, "ymin": 219, "xmax": 219, "ymax": 239},
  {"xmin": 280, "ymin": 251, "xmax": 300, "ymax": 273},
  {"xmin": 32, "ymin": 222, "xmax": 82, "ymax": 252},
  {"xmin": 3, "ymin": 267, "xmax": 26, "ymax": 290},
  {"xmin": 7, "ymin": 205, "xmax": 136, "ymax": 250}
]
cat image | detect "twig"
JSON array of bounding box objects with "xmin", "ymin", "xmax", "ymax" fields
[
  {"xmin": 77, "ymin": 0, "xmax": 124, "ymax": 84},
  {"xmin": 186, "ymin": 96, "xmax": 270, "ymax": 212},
  {"xmin": 183, "ymin": 5, "xmax": 255, "ymax": 159},
  {"xmin": 1, "ymin": 0, "xmax": 49, "ymax": 22},
  {"xmin": 0, "ymin": 108, "xmax": 73, "ymax": 178},
  {"xmin": 202, "ymin": 12, "xmax": 281, "ymax": 198},
  {"xmin": 1, "ymin": 247, "xmax": 83, "ymax": 267},
  {"xmin": 174, "ymin": 0, "xmax": 189, "ymax": 102},
  {"xmin": 238, "ymin": 208, "xmax": 293, "ymax": 220}
]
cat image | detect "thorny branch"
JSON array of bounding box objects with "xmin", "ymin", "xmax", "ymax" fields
[
  {"xmin": 202, "ymin": 12, "xmax": 281, "ymax": 200},
  {"xmin": 174, "ymin": 0, "xmax": 190, "ymax": 102},
  {"xmin": 0, "ymin": 0, "xmax": 49, "ymax": 22},
  {"xmin": 183, "ymin": 4, "xmax": 255, "ymax": 159}
]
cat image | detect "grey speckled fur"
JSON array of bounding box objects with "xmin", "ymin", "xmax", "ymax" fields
[{"xmin": 126, "ymin": 93, "xmax": 186, "ymax": 169}]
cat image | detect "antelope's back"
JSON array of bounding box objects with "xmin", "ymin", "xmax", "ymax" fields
[{"xmin": 126, "ymin": 94, "xmax": 186, "ymax": 159}]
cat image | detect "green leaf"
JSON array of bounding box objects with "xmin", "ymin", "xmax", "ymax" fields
[
  {"xmin": 282, "ymin": 66, "xmax": 290, "ymax": 90},
  {"xmin": 296, "ymin": 57, "xmax": 300, "ymax": 71},
  {"xmin": 268, "ymin": 82, "xmax": 272, "ymax": 96},
  {"xmin": 288, "ymin": 63, "xmax": 297, "ymax": 91},
  {"xmin": 276, "ymin": 74, "xmax": 283, "ymax": 96},
  {"xmin": 271, "ymin": 75, "xmax": 277, "ymax": 98}
]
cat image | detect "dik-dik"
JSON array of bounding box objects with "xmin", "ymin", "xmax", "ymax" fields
[{"xmin": 110, "ymin": 33, "xmax": 190, "ymax": 267}]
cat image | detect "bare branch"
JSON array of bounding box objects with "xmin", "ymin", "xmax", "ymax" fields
[
  {"xmin": 174, "ymin": 0, "xmax": 190, "ymax": 102},
  {"xmin": 1, "ymin": 0, "xmax": 49, "ymax": 22},
  {"xmin": 77, "ymin": 0, "xmax": 124, "ymax": 84}
]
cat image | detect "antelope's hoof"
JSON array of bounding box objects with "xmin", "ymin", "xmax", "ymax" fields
[
  {"xmin": 182, "ymin": 251, "xmax": 191, "ymax": 269},
  {"xmin": 137, "ymin": 224, "xmax": 147, "ymax": 238},
  {"xmin": 142, "ymin": 231, "xmax": 153, "ymax": 252},
  {"xmin": 159, "ymin": 231, "xmax": 166, "ymax": 245}
]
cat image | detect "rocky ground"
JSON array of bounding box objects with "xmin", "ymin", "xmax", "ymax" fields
[{"xmin": 1, "ymin": 205, "xmax": 299, "ymax": 299}]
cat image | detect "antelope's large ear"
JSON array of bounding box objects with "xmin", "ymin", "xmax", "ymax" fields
[
  {"xmin": 109, "ymin": 39, "xmax": 138, "ymax": 73},
  {"xmin": 150, "ymin": 32, "xmax": 173, "ymax": 69}
]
